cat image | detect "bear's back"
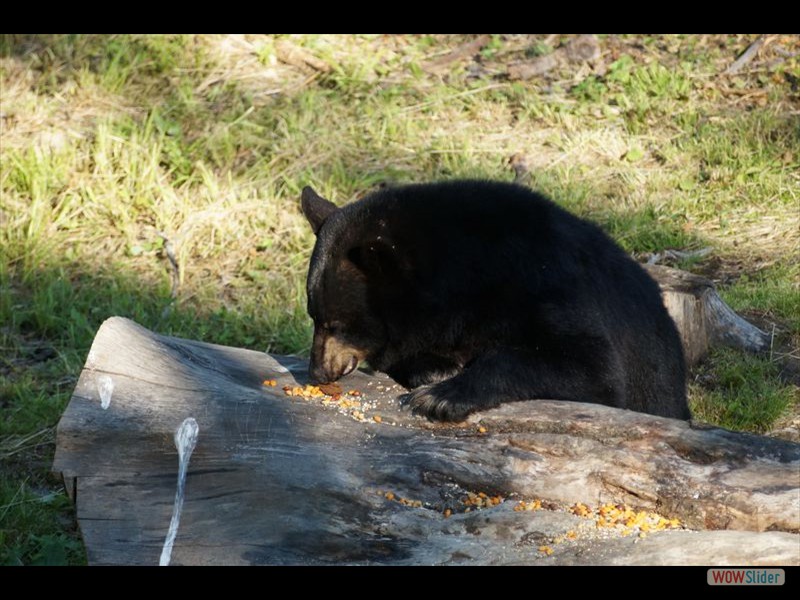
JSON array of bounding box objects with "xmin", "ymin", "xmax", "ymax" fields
[
  {"xmin": 334, "ymin": 180, "xmax": 686, "ymax": 418},
  {"xmin": 337, "ymin": 181, "xmax": 633, "ymax": 302}
]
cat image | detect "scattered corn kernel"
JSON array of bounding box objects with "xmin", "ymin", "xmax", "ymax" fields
[
  {"xmin": 514, "ymin": 499, "xmax": 681, "ymax": 542},
  {"xmin": 538, "ymin": 545, "xmax": 554, "ymax": 556},
  {"xmin": 566, "ymin": 501, "xmax": 682, "ymax": 537},
  {"xmin": 262, "ymin": 379, "xmax": 277, "ymax": 387},
  {"xmin": 570, "ymin": 502, "xmax": 592, "ymax": 517},
  {"xmin": 383, "ymin": 490, "xmax": 425, "ymax": 509},
  {"xmin": 281, "ymin": 384, "xmax": 371, "ymax": 423},
  {"xmin": 514, "ymin": 499, "xmax": 542, "ymax": 512}
]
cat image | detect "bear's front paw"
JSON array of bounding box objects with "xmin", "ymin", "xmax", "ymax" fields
[{"xmin": 398, "ymin": 386, "xmax": 475, "ymax": 423}]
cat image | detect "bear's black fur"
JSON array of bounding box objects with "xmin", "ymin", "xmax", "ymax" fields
[{"xmin": 301, "ymin": 180, "xmax": 689, "ymax": 422}]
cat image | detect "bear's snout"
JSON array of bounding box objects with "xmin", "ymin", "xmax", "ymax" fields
[{"xmin": 309, "ymin": 330, "xmax": 364, "ymax": 383}]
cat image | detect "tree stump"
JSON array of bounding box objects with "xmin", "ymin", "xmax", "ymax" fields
[
  {"xmin": 644, "ymin": 264, "xmax": 771, "ymax": 366},
  {"xmin": 53, "ymin": 317, "xmax": 799, "ymax": 565}
]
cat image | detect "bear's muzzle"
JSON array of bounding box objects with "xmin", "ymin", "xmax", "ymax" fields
[{"xmin": 309, "ymin": 330, "xmax": 365, "ymax": 383}]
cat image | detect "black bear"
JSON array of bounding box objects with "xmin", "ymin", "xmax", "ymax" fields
[{"xmin": 300, "ymin": 180, "xmax": 689, "ymax": 422}]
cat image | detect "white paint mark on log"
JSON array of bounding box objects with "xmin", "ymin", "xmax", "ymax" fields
[
  {"xmin": 96, "ymin": 375, "xmax": 114, "ymax": 410},
  {"xmin": 159, "ymin": 417, "xmax": 199, "ymax": 567}
]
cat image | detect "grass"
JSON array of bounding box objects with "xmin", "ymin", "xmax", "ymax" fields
[
  {"xmin": 1, "ymin": 34, "xmax": 798, "ymax": 564},
  {"xmin": 689, "ymin": 348, "xmax": 798, "ymax": 434},
  {"xmin": 721, "ymin": 262, "xmax": 800, "ymax": 332}
]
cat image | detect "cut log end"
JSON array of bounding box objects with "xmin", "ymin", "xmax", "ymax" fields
[{"xmin": 644, "ymin": 264, "xmax": 771, "ymax": 365}]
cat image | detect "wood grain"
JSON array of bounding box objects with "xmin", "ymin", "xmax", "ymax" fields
[{"xmin": 53, "ymin": 317, "xmax": 799, "ymax": 565}]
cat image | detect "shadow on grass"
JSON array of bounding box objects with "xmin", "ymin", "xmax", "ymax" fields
[
  {"xmin": 5, "ymin": 33, "xmax": 793, "ymax": 564},
  {"xmin": 0, "ymin": 258, "xmax": 312, "ymax": 565}
]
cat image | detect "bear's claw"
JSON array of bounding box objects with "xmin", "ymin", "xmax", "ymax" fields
[{"xmin": 398, "ymin": 387, "xmax": 475, "ymax": 423}]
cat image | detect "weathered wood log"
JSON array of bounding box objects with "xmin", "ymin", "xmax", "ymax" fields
[
  {"xmin": 422, "ymin": 35, "xmax": 491, "ymax": 75},
  {"xmin": 724, "ymin": 35, "xmax": 768, "ymax": 75},
  {"xmin": 54, "ymin": 317, "xmax": 799, "ymax": 565},
  {"xmin": 274, "ymin": 40, "xmax": 331, "ymax": 74},
  {"xmin": 644, "ymin": 264, "xmax": 772, "ymax": 366},
  {"xmin": 508, "ymin": 35, "xmax": 600, "ymax": 80}
]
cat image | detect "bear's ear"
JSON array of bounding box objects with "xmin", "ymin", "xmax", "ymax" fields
[
  {"xmin": 347, "ymin": 240, "xmax": 408, "ymax": 281},
  {"xmin": 301, "ymin": 187, "xmax": 338, "ymax": 235}
]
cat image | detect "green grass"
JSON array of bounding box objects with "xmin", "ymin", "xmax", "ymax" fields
[
  {"xmin": 1, "ymin": 34, "xmax": 798, "ymax": 564},
  {"xmin": 722, "ymin": 263, "xmax": 800, "ymax": 332},
  {"xmin": 690, "ymin": 348, "xmax": 798, "ymax": 434},
  {"xmin": 1, "ymin": 478, "xmax": 85, "ymax": 565}
]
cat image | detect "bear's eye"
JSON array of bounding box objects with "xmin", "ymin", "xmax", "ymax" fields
[{"xmin": 322, "ymin": 321, "xmax": 344, "ymax": 335}]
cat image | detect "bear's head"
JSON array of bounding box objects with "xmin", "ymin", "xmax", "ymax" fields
[{"xmin": 300, "ymin": 186, "xmax": 412, "ymax": 384}]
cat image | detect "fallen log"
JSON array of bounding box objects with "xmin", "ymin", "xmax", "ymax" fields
[
  {"xmin": 54, "ymin": 317, "xmax": 799, "ymax": 565},
  {"xmin": 422, "ymin": 35, "xmax": 491, "ymax": 75},
  {"xmin": 508, "ymin": 35, "xmax": 600, "ymax": 81},
  {"xmin": 724, "ymin": 35, "xmax": 768, "ymax": 75},
  {"xmin": 274, "ymin": 40, "xmax": 331, "ymax": 74}
]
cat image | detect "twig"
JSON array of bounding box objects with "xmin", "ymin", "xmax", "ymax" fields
[
  {"xmin": 508, "ymin": 35, "xmax": 600, "ymax": 81},
  {"xmin": 422, "ymin": 35, "xmax": 491, "ymax": 74},
  {"xmin": 0, "ymin": 478, "xmax": 28, "ymax": 523},
  {"xmin": 157, "ymin": 232, "xmax": 180, "ymax": 300},
  {"xmin": 508, "ymin": 153, "xmax": 531, "ymax": 184},
  {"xmin": 275, "ymin": 40, "xmax": 331, "ymax": 73},
  {"xmin": 284, "ymin": 71, "xmax": 322, "ymax": 95},
  {"xmin": 399, "ymin": 83, "xmax": 508, "ymax": 114},
  {"xmin": 769, "ymin": 323, "xmax": 776, "ymax": 362},
  {"xmin": 646, "ymin": 248, "xmax": 713, "ymax": 265},
  {"xmin": 0, "ymin": 427, "xmax": 54, "ymax": 458},
  {"xmin": 764, "ymin": 51, "xmax": 800, "ymax": 71},
  {"xmin": 724, "ymin": 35, "xmax": 767, "ymax": 75}
]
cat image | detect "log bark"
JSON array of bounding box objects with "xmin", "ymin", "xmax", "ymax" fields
[{"xmin": 54, "ymin": 317, "xmax": 799, "ymax": 565}]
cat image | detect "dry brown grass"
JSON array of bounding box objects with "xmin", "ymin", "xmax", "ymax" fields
[{"xmin": 1, "ymin": 34, "xmax": 798, "ymax": 564}]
